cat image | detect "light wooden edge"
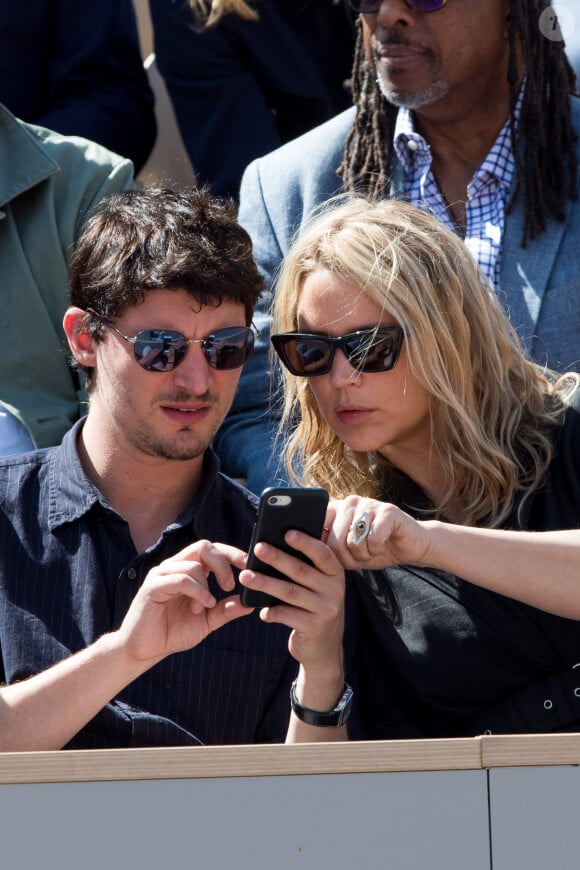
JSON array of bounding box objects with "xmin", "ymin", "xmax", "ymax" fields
[
  {"xmin": 0, "ymin": 738, "xmax": 480, "ymax": 785},
  {"xmin": 2, "ymin": 734, "xmax": 580, "ymax": 785},
  {"xmin": 481, "ymin": 733, "xmax": 580, "ymax": 769}
]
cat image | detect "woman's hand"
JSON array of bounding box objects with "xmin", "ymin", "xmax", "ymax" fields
[
  {"xmin": 325, "ymin": 495, "xmax": 433, "ymax": 571},
  {"xmin": 116, "ymin": 540, "xmax": 253, "ymax": 665},
  {"xmin": 327, "ymin": 497, "xmax": 580, "ymax": 620}
]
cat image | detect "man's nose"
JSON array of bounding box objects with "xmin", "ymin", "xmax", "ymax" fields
[
  {"xmin": 372, "ymin": 0, "xmax": 415, "ymax": 28},
  {"xmin": 171, "ymin": 342, "xmax": 212, "ymax": 393}
]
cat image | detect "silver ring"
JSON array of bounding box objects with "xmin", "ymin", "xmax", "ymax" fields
[{"xmin": 352, "ymin": 511, "xmax": 370, "ymax": 545}]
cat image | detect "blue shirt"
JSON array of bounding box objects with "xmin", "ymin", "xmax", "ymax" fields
[
  {"xmin": 0, "ymin": 421, "xmax": 295, "ymax": 748},
  {"xmin": 393, "ymin": 92, "xmax": 522, "ymax": 288}
]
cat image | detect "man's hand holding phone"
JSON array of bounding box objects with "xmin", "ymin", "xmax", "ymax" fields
[
  {"xmin": 239, "ymin": 488, "xmax": 348, "ymax": 739},
  {"xmin": 240, "ymin": 487, "xmax": 330, "ymax": 608}
]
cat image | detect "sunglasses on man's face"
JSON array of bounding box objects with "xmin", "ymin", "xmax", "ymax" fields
[
  {"xmin": 348, "ymin": 0, "xmax": 446, "ymax": 13},
  {"xmin": 86, "ymin": 309, "xmax": 256, "ymax": 373},
  {"xmin": 271, "ymin": 327, "xmax": 404, "ymax": 377}
]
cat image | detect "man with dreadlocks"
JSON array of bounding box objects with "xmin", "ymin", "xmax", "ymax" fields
[{"xmin": 211, "ymin": 0, "xmax": 580, "ymax": 495}]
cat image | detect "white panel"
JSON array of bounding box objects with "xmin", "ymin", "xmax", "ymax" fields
[
  {"xmin": 0, "ymin": 769, "xmax": 489, "ymax": 870},
  {"xmin": 490, "ymin": 765, "xmax": 580, "ymax": 870}
]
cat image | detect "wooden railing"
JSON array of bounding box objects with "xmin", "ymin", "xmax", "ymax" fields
[{"xmin": 1, "ymin": 734, "xmax": 579, "ymax": 869}]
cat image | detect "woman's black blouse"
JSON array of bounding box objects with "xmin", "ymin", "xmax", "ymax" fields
[{"xmin": 345, "ymin": 395, "xmax": 580, "ymax": 739}]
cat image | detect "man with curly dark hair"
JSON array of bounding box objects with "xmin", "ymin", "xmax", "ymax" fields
[{"xmin": 0, "ymin": 187, "xmax": 347, "ymax": 751}]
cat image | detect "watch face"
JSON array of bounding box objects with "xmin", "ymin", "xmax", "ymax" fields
[{"xmin": 337, "ymin": 685, "xmax": 354, "ymax": 712}]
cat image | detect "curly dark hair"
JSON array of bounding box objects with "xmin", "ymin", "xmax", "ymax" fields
[
  {"xmin": 340, "ymin": 1, "xmax": 578, "ymax": 247},
  {"xmin": 70, "ymin": 186, "xmax": 264, "ymax": 386}
]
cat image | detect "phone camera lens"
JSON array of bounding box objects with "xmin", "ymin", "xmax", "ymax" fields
[{"xmin": 267, "ymin": 496, "xmax": 279, "ymax": 506}]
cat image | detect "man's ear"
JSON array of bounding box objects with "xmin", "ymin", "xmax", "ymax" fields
[{"xmin": 63, "ymin": 307, "xmax": 97, "ymax": 369}]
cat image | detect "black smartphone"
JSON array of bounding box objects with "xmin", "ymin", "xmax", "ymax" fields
[{"xmin": 240, "ymin": 486, "xmax": 330, "ymax": 607}]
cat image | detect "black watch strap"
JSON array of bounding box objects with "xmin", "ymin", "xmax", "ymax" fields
[{"xmin": 290, "ymin": 680, "xmax": 353, "ymax": 727}]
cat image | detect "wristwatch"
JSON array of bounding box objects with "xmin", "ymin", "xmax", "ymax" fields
[{"xmin": 290, "ymin": 679, "xmax": 353, "ymax": 727}]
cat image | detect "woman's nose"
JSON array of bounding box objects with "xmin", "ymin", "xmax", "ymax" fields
[{"xmin": 327, "ymin": 349, "xmax": 363, "ymax": 387}]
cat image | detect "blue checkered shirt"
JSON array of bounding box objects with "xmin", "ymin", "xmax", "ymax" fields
[{"xmin": 393, "ymin": 92, "xmax": 523, "ymax": 289}]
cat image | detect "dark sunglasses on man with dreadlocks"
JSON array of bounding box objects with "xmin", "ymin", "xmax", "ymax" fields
[{"xmin": 348, "ymin": 0, "xmax": 446, "ymax": 12}]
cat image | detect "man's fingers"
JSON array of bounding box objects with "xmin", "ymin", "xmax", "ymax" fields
[
  {"xmin": 205, "ymin": 596, "xmax": 253, "ymax": 633},
  {"xmin": 143, "ymin": 571, "xmax": 217, "ymax": 608},
  {"xmin": 155, "ymin": 540, "xmax": 248, "ymax": 593}
]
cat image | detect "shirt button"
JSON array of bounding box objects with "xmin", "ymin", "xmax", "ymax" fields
[
  {"xmin": 407, "ymin": 139, "xmax": 418, "ymax": 152},
  {"xmin": 127, "ymin": 567, "xmax": 137, "ymax": 580}
]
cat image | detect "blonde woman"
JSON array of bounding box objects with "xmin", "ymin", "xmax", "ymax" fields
[{"xmin": 271, "ymin": 196, "xmax": 580, "ymax": 738}]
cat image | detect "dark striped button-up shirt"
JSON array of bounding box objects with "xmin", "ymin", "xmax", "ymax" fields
[{"xmin": 0, "ymin": 421, "xmax": 295, "ymax": 748}]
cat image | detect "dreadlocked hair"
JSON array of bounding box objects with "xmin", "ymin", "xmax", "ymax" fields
[
  {"xmin": 339, "ymin": 18, "xmax": 398, "ymax": 201},
  {"xmin": 340, "ymin": 5, "xmax": 578, "ymax": 246},
  {"xmin": 507, "ymin": 0, "xmax": 578, "ymax": 243}
]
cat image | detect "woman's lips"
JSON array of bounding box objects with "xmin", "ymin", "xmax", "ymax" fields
[{"xmin": 335, "ymin": 407, "xmax": 374, "ymax": 425}]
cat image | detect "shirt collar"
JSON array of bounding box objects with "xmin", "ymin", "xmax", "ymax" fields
[
  {"xmin": 162, "ymin": 447, "xmax": 226, "ymax": 543},
  {"xmin": 48, "ymin": 420, "xmax": 103, "ymax": 530},
  {"xmin": 393, "ymin": 82, "xmax": 525, "ymax": 192},
  {"xmin": 0, "ymin": 103, "xmax": 60, "ymax": 209},
  {"xmin": 393, "ymin": 107, "xmax": 430, "ymax": 175},
  {"xmin": 48, "ymin": 418, "xmax": 226, "ymax": 538}
]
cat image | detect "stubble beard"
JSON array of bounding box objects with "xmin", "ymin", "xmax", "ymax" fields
[
  {"xmin": 133, "ymin": 429, "xmax": 211, "ymax": 462},
  {"xmin": 371, "ymin": 41, "xmax": 449, "ymax": 110},
  {"xmin": 132, "ymin": 390, "xmax": 223, "ymax": 462},
  {"xmin": 376, "ymin": 66, "xmax": 449, "ymax": 110},
  {"xmin": 133, "ymin": 429, "xmax": 210, "ymax": 462}
]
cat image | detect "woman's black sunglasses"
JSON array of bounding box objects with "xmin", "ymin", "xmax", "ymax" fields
[
  {"xmin": 271, "ymin": 327, "xmax": 404, "ymax": 377},
  {"xmin": 348, "ymin": 0, "xmax": 446, "ymax": 12},
  {"xmin": 86, "ymin": 309, "xmax": 256, "ymax": 373}
]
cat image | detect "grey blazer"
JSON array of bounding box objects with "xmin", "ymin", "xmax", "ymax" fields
[{"xmin": 235, "ymin": 99, "xmax": 580, "ymax": 417}]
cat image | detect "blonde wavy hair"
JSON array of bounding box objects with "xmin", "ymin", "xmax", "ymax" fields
[
  {"xmin": 272, "ymin": 197, "xmax": 579, "ymax": 527},
  {"xmin": 188, "ymin": 0, "xmax": 258, "ymax": 27}
]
